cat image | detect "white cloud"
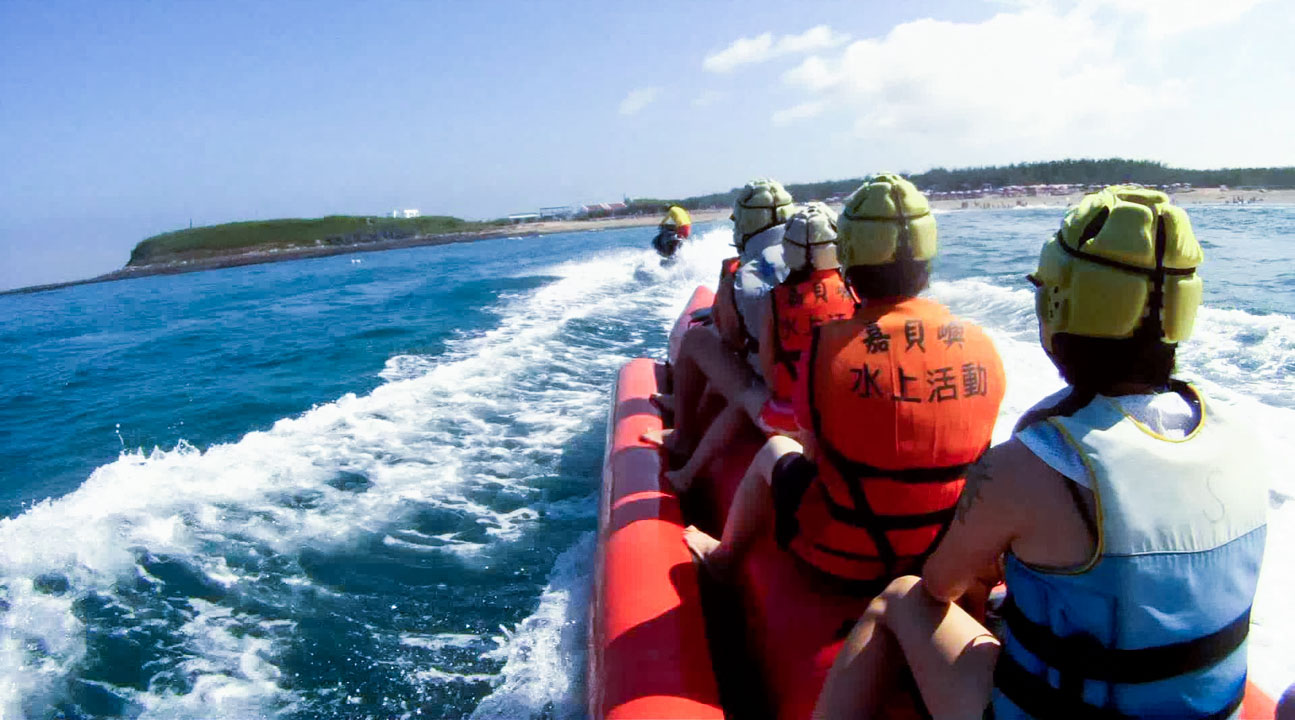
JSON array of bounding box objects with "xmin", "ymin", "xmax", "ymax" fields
[
  {"xmin": 765, "ymin": 6, "xmax": 1193, "ymax": 155},
  {"xmin": 774, "ymin": 25, "xmax": 851, "ymax": 55},
  {"xmin": 703, "ymin": 33, "xmax": 774, "ymax": 73},
  {"xmin": 783, "ymin": 56, "xmax": 837, "ymax": 91},
  {"xmin": 771, "ymin": 101, "xmax": 827, "ymax": 126},
  {"xmin": 691, "ymin": 1, "xmax": 1291, "ymax": 172},
  {"xmin": 1087, "ymin": 0, "xmax": 1268, "ymax": 37},
  {"xmin": 703, "ymin": 25, "xmax": 849, "ymax": 73},
  {"xmin": 617, "ymin": 87, "xmax": 661, "ymax": 116}
]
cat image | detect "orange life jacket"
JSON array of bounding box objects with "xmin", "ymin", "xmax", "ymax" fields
[
  {"xmin": 768, "ymin": 268, "xmax": 856, "ymax": 402},
  {"xmin": 791, "ymin": 296, "xmax": 1005, "ymax": 585}
]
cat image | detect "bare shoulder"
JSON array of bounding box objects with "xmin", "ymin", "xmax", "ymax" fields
[
  {"xmin": 956, "ymin": 437, "xmax": 1068, "ymax": 526},
  {"xmin": 961, "ymin": 434, "xmax": 1096, "ymax": 567}
]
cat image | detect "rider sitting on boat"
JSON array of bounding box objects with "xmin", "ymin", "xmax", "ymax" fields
[
  {"xmin": 757, "ymin": 201, "xmax": 855, "ymax": 433},
  {"xmin": 814, "ymin": 186, "xmax": 1268, "ymax": 720},
  {"xmin": 662, "ymin": 203, "xmax": 692, "ymax": 239},
  {"xmin": 664, "ymin": 202, "xmax": 852, "ymax": 492},
  {"xmin": 683, "ymin": 174, "xmax": 1005, "ymax": 595},
  {"xmin": 646, "ymin": 178, "xmax": 793, "ymax": 463}
]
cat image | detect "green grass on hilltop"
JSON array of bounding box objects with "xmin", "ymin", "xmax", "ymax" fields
[{"xmin": 128, "ymin": 215, "xmax": 502, "ymax": 267}]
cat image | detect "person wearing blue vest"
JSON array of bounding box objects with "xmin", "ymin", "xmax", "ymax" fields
[{"xmin": 813, "ymin": 186, "xmax": 1268, "ymax": 719}]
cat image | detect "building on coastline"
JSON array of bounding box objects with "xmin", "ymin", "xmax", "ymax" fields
[
  {"xmin": 507, "ymin": 212, "xmax": 541, "ymax": 224},
  {"xmin": 540, "ymin": 205, "xmax": 578, "ymax": 220},
  {"xmin": 391, "ymin": 209, "xmax": 420, "ymax": 219}
]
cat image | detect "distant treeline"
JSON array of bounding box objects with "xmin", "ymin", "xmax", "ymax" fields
[
  {"xmin": 654, "ymin": 158, "xmax": 1295, "ymax": 209},
  {"xmin": 128, "ymin": 158, "xmax": 1295, "ymax": 268},
  {"xmin": 129, "ymin": 215, "xmax": 504, "ymax": 267}
]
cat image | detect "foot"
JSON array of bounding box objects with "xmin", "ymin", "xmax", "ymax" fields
[
  {"xmin": 641, "ymin": 427, "xmax": 690, "ymax": 470},
  {"xmin": 640, "ymin": 427, "xmax": 675, "ymax": 449},
  {"xmin": 649, "ymin": 392, "xmax": 676, "ymax": 416},
  {"xmin": 682, "ymin": 526, "xmax": 731, "ymax": 581},
  {"xmin": 664, "ymin": 467, "xmax": 695, "ymax": 494}
]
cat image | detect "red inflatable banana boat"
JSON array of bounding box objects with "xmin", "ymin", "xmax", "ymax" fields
[{"xmin": 587, "ymin": 286, "xmax": 1277, "ymax": 719}]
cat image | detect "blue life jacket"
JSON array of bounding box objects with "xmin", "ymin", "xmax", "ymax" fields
[
  {"xmin": 994, "ymin": 383, "xmax": 1267, "ymax": 720},
  {"xmin": 733, "ymin": 224, "xmax": 789, "ymax": 343}
]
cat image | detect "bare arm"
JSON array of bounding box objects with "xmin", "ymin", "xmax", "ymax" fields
[{"xmin": 922, "ymin": 440, "xmax": 1028, "ymax": 603}]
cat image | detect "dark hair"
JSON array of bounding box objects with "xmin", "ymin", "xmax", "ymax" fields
[
  {"xmin": 844, "ymin": 259, "xmax": 930, "ymax": 300},
  {"xmin": 1049, "ymin": 333, "xmax": 1177, "ymax": 394}
]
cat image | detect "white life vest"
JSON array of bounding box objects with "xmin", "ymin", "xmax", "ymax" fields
[{"xmin": 995, "ymin": 383, "xmax": 1267, "ymax": 719}]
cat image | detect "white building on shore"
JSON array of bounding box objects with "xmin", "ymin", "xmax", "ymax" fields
[{"xmin": 391, "ymin": 209, "xmax": 420, "ymax": 219}]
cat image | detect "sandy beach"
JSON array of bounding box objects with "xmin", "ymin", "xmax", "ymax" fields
[{"xmin": 927, "ymin": 186, "xmax": 1294, "ymax": 211}]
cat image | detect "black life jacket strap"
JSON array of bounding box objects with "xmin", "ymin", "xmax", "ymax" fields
[
  {"xmin": 815, "ymin": 483, "xmax": 957, "ymax": 530},
  {"xmin": 1057, "ymin": 227, "xmax": 1197, "ymax": 278},
  {"xmin": 994, "ymin": 650, "xmax": 1247, "ymax": 720},
  {"xmin": 1013, "ymin": 387, "xmax": 1098, "ymax": 433},
  {"xmin": 768, "ymin": 292, "xmax": 801, "ymax": 381},
  {"xmin": 1001, "ymin": 596, "xmax": 1251, "ymax": 685},
  {"xmin": 806, "ymin": 330, "xmax": 898, "ymax": 573},
  {"xmin": 818, "ymin": 438, "xmax": 973, "ymax": 485}
]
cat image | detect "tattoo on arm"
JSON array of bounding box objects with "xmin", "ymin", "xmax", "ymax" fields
[{"xmin": 956, "ymin": 457, "xmax": 993, "ymax": 525}]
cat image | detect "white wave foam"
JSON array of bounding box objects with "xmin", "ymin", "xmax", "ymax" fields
[
  {"xmin": 931, "ymin": 277, "xmax": 1295, "ymax": 415},
  {"xmin": 468, "ymin": 532, "xmax": 595, "ymax": 720},
  {"xmin": 133, "ymin": 600, "xmax": 296, "ymax": 718},
  {"xmin": 1180, "ymin": 306, "xmax": 1295, "ymax": 409},
  {"xmin": 400, "ymin": 633, "xmax": 480, "ymax": 652},
  {"xmin": 0, "ymin": 230, "xmax": 739, "ymax": 717},
  {"xmin": 408, "ymin": 667, "xmax": 496, "ymax": 685}
]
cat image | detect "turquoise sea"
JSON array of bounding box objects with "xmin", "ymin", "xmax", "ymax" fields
[{"xmin": 1, "ymin": 207, "xmax": 1292, "ymax": 718}]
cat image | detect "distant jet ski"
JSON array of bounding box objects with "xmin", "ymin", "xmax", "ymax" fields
[{"xmin": 652, "ymin": 226, "xmax": 683, "ymax": 262}]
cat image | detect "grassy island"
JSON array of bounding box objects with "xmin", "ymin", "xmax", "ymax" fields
[{"xmin": 127, "ymin": 215, "xmax": 505, "ymax": 267}]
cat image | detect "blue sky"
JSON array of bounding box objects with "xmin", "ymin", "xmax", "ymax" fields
[{"xmin": 2, "ymin": 0, "xmax": 1292, "ymax": 290}]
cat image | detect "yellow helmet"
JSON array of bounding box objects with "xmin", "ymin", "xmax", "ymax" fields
[
  {"xmin": 1031, "ymin": 185, "xmax": 1203, "ymax": 353},
  {"xmin": 732, "ymin": 178, "xmax": 795, "ymax": 249},
  {"xmin": 782, "ymin": 201, "xmax": 839, "ymax": 271},
  {"xmin": 837, "ymin": 173, "xmax": 936, "ymax": 268}
]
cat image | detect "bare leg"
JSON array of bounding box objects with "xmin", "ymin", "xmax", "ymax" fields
[
  {"xmin": 672, "ymin": 325, "xmax": 760, "ymax": 454},
  {"xmin": 814, "ymin": 576, "xmax": 999, "ymax": 720},
  {"xmin": 640, "ymin": 428, "xmax": 673, "ymax": 447},
  {"xmin": 683, "ymin": 435, "xmax": 802, "ymax": 580},
  {"xmin": 671, "ymin": 326, "xmax": 719, "ymax": 456},
  {"xmin": 666, "ymin": 403, "xmax": 747, "ymax": 493}
]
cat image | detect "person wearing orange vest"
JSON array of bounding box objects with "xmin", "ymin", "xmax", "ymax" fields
[
  {"xmin": 683, "ymin": 174, "xmax": 1005, "ymax": 596},
  {"xmin": 757, "ymin": 201, "xmax": 855, "ymax": 434},
  {"xmin": 645, "ymin": 179, "xmax": 794, "ymax": 465},
  {"xmin": 814, "ymin": 187, "xmax": 1267, "ymax": 720},
  {"xmin": 662, "ymin": 203, "xmax": 851, "ymax": 493}
]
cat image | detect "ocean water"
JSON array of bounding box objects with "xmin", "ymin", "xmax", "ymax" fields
[{"xmin": 1, "ymin": 207, "xmax": 1292, "ymax": 718}]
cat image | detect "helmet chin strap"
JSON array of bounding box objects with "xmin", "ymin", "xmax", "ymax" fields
[{"xmin": 1140, "ymin": 209, "xmax": 1169, "ymax": 341}]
